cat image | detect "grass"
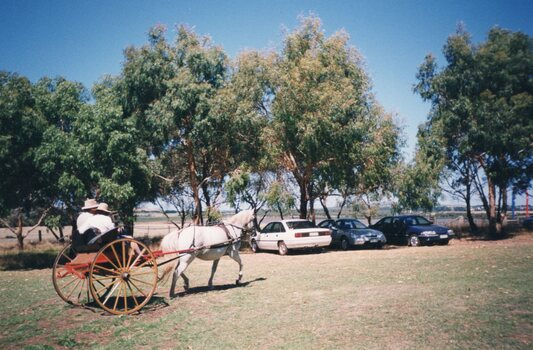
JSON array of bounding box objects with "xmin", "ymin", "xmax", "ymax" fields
[{"xmin": 0, "ymin": 234, "xmax": 532, "ymax": 349}]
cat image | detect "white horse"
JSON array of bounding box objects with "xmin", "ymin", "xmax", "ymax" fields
[{"xmin": 160, "ymin": 209, "xmax": 255, "ymax": 298}]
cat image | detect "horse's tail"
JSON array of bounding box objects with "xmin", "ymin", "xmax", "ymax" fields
[
  {"xmin": 158, "ymin": 229, "xmax": 183, "ymax": 283},
  {"xmin": 158, "ymin": 260, "xmax": 176, "ymax": 284}
]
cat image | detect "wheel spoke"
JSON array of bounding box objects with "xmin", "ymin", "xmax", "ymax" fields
[
  {"xmin": 103, "ymin": 280, "xmax": 122, "ymax": 306},
  {"xmin": 91, "ymin": 274, "xmax": 120, "ymax": 282},
  {"xmin": 122, "ymin": 240, "xmax": 127, "ymax": 270},
  {"xmin": 112, "ymin": 282, "xmax": 123, "ymax": 312},
  {"xmin": 77, "ymin": 278, "xmax": 87, "ymax": 303},
  {"xmin": 64, "ymin": 278, "xmax": 83, "ymax": 301},
  {"xmin": 123, "ymin": 280, "xmax": 128, "ymax": 313},
  {"xmin": 129, "ymin": 270, "xmax": 157, "ymax": 278},
  {"xmin": 60, "ymin": 252, "xmax": 74, "ymax": 263},
  {"xmin": 128, "ymin": 279, "xmax": 149, "ymax": 297},
  {"xmin": 126, "ymin": 243, "xmax": 135, "ymax": 269},
  {"xmin": 129, "ymin": 276, "xmax": 155, "ymax": 287},
  {"xmin": 129, "ymin": 247, "xmax": 147, "ymax": 269},
  {"xmin": 126, "ymin": 281, "xmax": 141, "ymax": 308},
  {"xmin": 92, "ymin": 264, "xmax": 122, "ymax": 276},
  {"xmin": 94, "ymin": 279, "xmax": 118, "ymax": 296},
  {"xmin": 110, "ymin": 244, "xmax": 123, "ymax": 269}
]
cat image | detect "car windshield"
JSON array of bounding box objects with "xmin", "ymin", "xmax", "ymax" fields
[
  {"xmin": 286, "ymin": 220, "xmax": 316, "ymax": 229},
  {"xmin": 352, "ymin": 220, "xmax": 367, "ymax": 229},
  {"xmin": 412, "ymin": 216, "xmax": 432, "ymax": 225}
]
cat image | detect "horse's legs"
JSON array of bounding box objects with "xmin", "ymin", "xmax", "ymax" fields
[
  {"xmin": 169, "ymin": 254, "xmax": 194, "ymax": 298},
  {"xmin": 208, "ymin": 259, "xmax": 220, "ymax": 289},
  {"xmin": 228, "ymin": 247, "xmax": 243, "ymax": 285}
]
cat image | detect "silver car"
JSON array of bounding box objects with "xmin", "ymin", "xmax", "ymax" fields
[{"xmin": 318, "ymin": 218, "xmax": 386, "ymax": 250}]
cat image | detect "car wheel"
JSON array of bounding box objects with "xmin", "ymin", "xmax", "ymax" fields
[
  {"xmin": 250, "ymin": 239, "xmax": 259, "ymax": 253},
  {"xmin": 340, "ymin": 236, "xmax": 349, "ymax": 250},
  {"xmin": 408, "ymin": 235, "xmax": 420, "ymax": 247},
  {"xmin": 278, "ymin": 241, "xmax": 289, "ymax": 255}
]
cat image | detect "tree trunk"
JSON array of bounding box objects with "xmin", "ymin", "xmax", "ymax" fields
[
  {"xmin": 337, "ymin": 194, "xmax": 348, "ymax": 219},
  {"xmin": 186, "ymin": 141, "xmax": 202, "ymax": 224},
  {"xmin": 16, "ymin": 214, "xmax": 24, "ymax": 250},
  {"xmin": 319, "ymin": 197, "xmax": 331, "ymax": 220},
  {"xmin": 298, "ymin": 180, "xmax": 308, "ymax": 219},
  {"xmin": 486, "ymin": 177, "xmax": 500, "ymax": 238},
  {"xmin": 465, "ymin": 181, "xmax": 478, "ymax": 233},
  {"xmin": 277, "ymin": 203, "xmax": 284, "ymax": 220}
]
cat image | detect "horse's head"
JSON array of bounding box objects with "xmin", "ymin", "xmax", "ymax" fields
[{"xmin": 227, "ymin": 209, "xmax": 255, "ymax": 229}]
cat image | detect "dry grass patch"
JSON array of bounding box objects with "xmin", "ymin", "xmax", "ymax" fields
[{"xmin": 1, "ymin": 234, "xmax": 532, "ymax": 349}]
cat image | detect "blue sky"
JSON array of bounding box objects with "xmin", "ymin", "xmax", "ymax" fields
[{"xmin": 1, "ymin": 0, "xmax": 532, "ymax": 204}]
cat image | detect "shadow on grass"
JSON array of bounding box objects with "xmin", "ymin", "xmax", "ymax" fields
[
  {"xmin": 172, "ymin": 277, "xmax": 267, "ymax": 298},
  {"xmin": 0, "ymin": 250, "xmax": 58, "ymax": 270}
]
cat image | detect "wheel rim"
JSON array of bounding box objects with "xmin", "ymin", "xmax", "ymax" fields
[
  {"xmin": 89, "ymin": 238, "xmax": 158, "ymax": 315},
  {"xmin": 341, "ymin": 238, "xmax": 348, "ymax": 250},
  {"xmin": 278, "ymin": 242, "xmax": 288, "ymax": 255},
  {"xmin": 410, "ymin": 236, "xmax": 420, "ymax": 247},
  {"xmin": 52, "ymin": 243, "xmax": 91, "ymax": 306},
  {"xmin": 251, "ymin": 240, "xmax": 257, "ymax": 252}
]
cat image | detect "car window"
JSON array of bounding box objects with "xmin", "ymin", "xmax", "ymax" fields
[
  {"xmin": 286, "ymin": 221, "xmax": 316, "ymax": 229},
  {"xmin": 337, "ymin": 220, "xmax": 350, "ymax": 229},
  {"xmin": 262, "ymin": 223, "xmax": 275, "ymax": 233},
  {"xmin": 353, "ymin": 220, "xmax": 367, "ymax": 229},
  {"xmin": 380, "ymin": 217, "xmax": 392, "ymax": 225},
  {"xmin": 415, "ymin": 216, "xmax": 432, "ymax": 225},
  {"xmin": 318, "ymin": 220, "xmax": 333, "ymax": 228},
  {"xmin": 405, "ymin": 218, "xmax": 415, "ymax": 226}
]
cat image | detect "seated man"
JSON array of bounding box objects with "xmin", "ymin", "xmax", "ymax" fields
[
  {"xmin": 78, "ymin": 202, "xmax": 117, "ymax": 242},
  {"xmin": 76, "ymin": 198, "xmax": 98, "ymax": 232}
]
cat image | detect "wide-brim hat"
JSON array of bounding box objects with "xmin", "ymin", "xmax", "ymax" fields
[
  {"xmin": 96, "ymin": 202, "xmax": 112, "ymax": 214},
  {"xmin": 82, "ymin": 198, "xmax": 98, "ymax": 210}
]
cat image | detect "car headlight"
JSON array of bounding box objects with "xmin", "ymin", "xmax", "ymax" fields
[
  {"xmin": 447, "ymin": 229, "xmax": 454, "ymax": 236},
  {"xmin": 419, "ymin": 231, "xmax": 436, "ymax": 237}
]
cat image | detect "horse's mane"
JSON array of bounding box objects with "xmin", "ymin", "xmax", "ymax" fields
[{"xmin": 224, "ymin": 209, "xmax": 254, "ymax": 227}]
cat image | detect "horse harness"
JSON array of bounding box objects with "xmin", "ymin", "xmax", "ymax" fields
[{"xmin": 187, "ymin": 222, "xmax": 242, "ymax": 251}]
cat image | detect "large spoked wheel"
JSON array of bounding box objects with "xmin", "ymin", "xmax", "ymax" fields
[
  {"xmin": 52, "ymin": 243, "xmax": 91, "ymax": 306},
  {"xmin": 88, "ymin": 238, "xmax": 158, "ymax": 315}
]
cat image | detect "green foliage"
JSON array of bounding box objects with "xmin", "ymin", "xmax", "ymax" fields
[
  {"xmin": 414, "ymin": 26, "xmax": 533, "ymax": 235},
  {"xmin": 0, "ymin": 72, "xmax": 45, "ymax": 216},
  {"xmin": 395, "ymin": 122, "xmax": 446, "ymax": 212},
  {"xmin": 265, "ymin": 15, "xmax": 401, "ymax": 217}
]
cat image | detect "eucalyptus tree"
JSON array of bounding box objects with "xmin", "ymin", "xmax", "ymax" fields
[
  {"xmin": 268, "ymin": 16, "xmax": 400, "ymax": 219},
  {"xmin": 120, "ymin": 25, "xmax": 263, "ymax": 223},
  {"xmin": 394, "ymin": 123, "xmax": 445, "ymax": 213},
  {"xmin": 33, "ymin": 76, "xmax": 154, "ymax": 231},
  {"xmin": 0, "ymin": 72, "xmax": 47, "ymax": 248},
  {"xmin": 415, "ymin": 27, "xmax": 533, "ymax": 236},
  {"xmin": 32, "ymin": 77, "xmax": 91, "ymax": 236}
]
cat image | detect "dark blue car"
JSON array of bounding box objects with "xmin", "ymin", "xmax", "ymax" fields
[{"xmin": 370, "ymin": 215, "xmax": 454, "ymax": 247}]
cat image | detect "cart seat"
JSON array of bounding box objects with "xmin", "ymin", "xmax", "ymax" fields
[{"xmin": 72, "ymin": 228, "xmax": 120, "ymax": 253}]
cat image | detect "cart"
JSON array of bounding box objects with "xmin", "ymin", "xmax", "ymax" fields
[{"xmin": 52, "ymin": 228, "xmax": 190, "ymax": 315}]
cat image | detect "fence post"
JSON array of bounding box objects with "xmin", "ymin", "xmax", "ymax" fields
[{"xmin": 38, "ymin": 230, "xmax": 42, "ymax": 242}]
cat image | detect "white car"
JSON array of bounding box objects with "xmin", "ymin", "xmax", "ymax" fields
[{"xmin": 250, "ymin": 219, "xmax": 332, "ymax": 255}]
